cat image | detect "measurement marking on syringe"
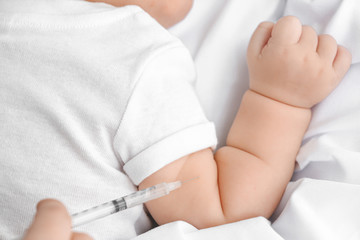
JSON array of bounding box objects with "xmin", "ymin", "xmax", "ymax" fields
[
  {"xmin": 112, "ymin": 198, "xmax": 126, "ymax": 213},
  {"xmin": 70, "ymin": 180, "xmax": 195, "ymax": 228}
]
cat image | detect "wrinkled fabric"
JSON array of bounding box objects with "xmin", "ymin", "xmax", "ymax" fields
[{"xmin": 132, "ymin": 0, "xmax": 360, "ymax": 239}]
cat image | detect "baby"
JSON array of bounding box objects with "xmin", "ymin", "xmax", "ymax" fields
[{"xmin": 0, "ymin": 0, "xmax": 351, "ymax": 239}]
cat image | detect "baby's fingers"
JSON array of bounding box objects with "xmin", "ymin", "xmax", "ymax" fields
[
  {"xmin": 299, "ymin": 25, "xmax": 318, "ymax": 51},
  {"xmin": 317, "ymin": 34, "xmax": 337, "ymax": 62},
  {"xmin": 271, "ymin": 16, "xmax": 302, "ymax": 45},
  {"xmin": 333, "ymin": 45, "xmax": 352, "ymax": 79},
  {"xmin": 247, "ymin": 21, "xmax": 274, "ymax": 57}
]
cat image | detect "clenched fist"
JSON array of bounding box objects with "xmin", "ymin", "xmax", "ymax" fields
[{"xmin": 247, "ymin": 16, "xmax": 352, "ymax": 108}]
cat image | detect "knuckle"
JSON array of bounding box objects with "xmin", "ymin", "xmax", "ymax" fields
[
  {"xmin": 278, "ymin": 46, "xmax": 295, "ymax": 60},
  {"xmin": 302, "ymin": 25, "xmax": 315, "ymax": 33},
  {"xmin": 302, "ymin": 25, "xmax": 317, "ymax": 37},
  {"xmin": 258, "ymin": 21, "xmax": 274, "ymax": 29},
  {"xmin": 315, "ymin": 65, "xmax": 327, "ymax": 78},
  {"xmin": 320, "ymin": 34, "xmax": 337, "ymax": 45},
  {"xmin": 302, "ymin": 55, "xmax": 313, "ymax": 64},
  {"xmin": 281, "ymin": 15, "xmax": 301, "ymax": 25},
  {"xmin": 339, "ymin": 46, "xmax": 352, "ymax": 60},
  {"xmin": 275, "ymin": 16, "xmax": 302, "ymax": 33}
]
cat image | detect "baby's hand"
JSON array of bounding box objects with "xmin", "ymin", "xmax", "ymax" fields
[{"xmin": 247, "ymin": 16, "xmax": 352, "ymax": 108}]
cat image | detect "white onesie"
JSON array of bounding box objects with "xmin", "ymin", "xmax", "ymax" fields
[{"xmin": 0, "ymin": 0, "xmax": 216, "ymax": 239}]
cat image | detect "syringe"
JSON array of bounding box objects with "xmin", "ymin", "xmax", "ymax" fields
[{"xmin": 71, "ymin": 181, "xmax": 182, "ymax": 228}]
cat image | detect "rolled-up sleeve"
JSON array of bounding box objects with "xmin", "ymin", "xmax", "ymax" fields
[{"xmin": 113, "ymin": 47, "xmax": 217, "ymax": 185}]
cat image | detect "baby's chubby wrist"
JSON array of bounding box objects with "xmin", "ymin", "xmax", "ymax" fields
[
  {"xmin": 244, "ymin": 89, "xmax": 312, "ymax": 116},
  {"xmin": 237, "ymin": 89, "xmax": 312, "ymax": 139},
  {"xmin": 247, "ymin": 89, "xmax": 311, "ymax": 111},
  {"xmin": 227, "ymin": 89, "xmax": 311, "ymax": 155}
]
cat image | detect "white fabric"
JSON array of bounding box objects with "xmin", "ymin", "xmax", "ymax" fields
[
  {"xmin": 0, "ymin": 1, "xmax": 216, "ymax": 239},
  {"xmin": 129, "ymin": 0, "xmax": 360, "ymax": 239},
  {"xmin": 171, "ymin": 0, "xmax": 285, "ymax": 147},
  {"xmin": 132, "ymin": 217, "xmax": 283, "ymax": 240},
  {"xmin": 1, "ymin": 0, "xmax": 360, "ymax": 239}
]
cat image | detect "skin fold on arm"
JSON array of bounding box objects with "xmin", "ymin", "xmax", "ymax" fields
[{"xmin": 139, "ymin": 16, "xmax": 352, "ymax": 229}]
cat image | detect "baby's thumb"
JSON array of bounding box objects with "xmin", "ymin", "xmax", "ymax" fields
[
  {"xmin": 270, "ymin": 16, "xmax": 302, "ymax": 45},
  {"xmin": 247, "ymin": 21, "xmax": 274, "ymax": 58}
]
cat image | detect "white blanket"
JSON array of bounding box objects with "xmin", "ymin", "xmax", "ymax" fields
[{"xmin": 133, "ymin": 0, "xmax": 360, "ymax": 239}]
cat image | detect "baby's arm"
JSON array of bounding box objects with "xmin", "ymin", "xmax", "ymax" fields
[{"xmin": 139, "ymin": 16, "xmax": 351, "ymax": 228}]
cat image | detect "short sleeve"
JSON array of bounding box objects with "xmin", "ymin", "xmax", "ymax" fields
[{"xmin": 113, "ymin": 47, "xmax": 217, "ymax": 185}]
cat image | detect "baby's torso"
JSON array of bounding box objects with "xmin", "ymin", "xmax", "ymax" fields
[{"xmin": 0, "ymin": 1, "xmax": 177, "ymax": 238}]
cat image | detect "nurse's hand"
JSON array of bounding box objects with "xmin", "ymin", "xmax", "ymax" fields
[{"xmin": 23, "ymin": 199, "xmax": 93, "ymax": 240}]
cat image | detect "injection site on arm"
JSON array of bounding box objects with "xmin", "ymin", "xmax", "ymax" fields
[
  {"xmin": 140, "ymin": 91, "xmax": 311, "ymax": 228},
  {"xmin": 139, "ymin": 16, "xmax": 351, "ymax": 229},
  {"xmin": 71, "ymin": 181, "xmax": 185, "ymax": 228}
]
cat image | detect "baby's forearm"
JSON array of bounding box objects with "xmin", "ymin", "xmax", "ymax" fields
[
  {"xmin": 140, "ymin": 90, "xmax": 311, "ymax": 228},
  {"xmin": 226, "ymin": 90, "xmax": 311, "ymax": 169},
  {"xmin": 140, "ymin": 16, "xmax": 351, "ymax": 229},
  {"xmin": 215, "ymin": 90, "xmax": 311, "ymax": 220}
]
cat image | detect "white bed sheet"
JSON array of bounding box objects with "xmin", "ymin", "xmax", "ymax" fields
[{"xmin": 132, "ymin": 0, "xmax": 360, "ymax": 239}]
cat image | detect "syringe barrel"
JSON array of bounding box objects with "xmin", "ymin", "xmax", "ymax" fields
[
  {"xmin": 72, "ymin": 198, "xmax": 126, "ymax": 227},
  {"xmin": 71, "ymin": 181, "xmax": 182, "ymax": 227},
  {"xmin": 125, "ymin": 183, "xmax": 171, "ymax": 208}
]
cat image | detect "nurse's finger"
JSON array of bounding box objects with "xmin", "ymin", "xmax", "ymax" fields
[{"xmin": 23, "ymin": 199, "xmax": 72, "ymax": 240}]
